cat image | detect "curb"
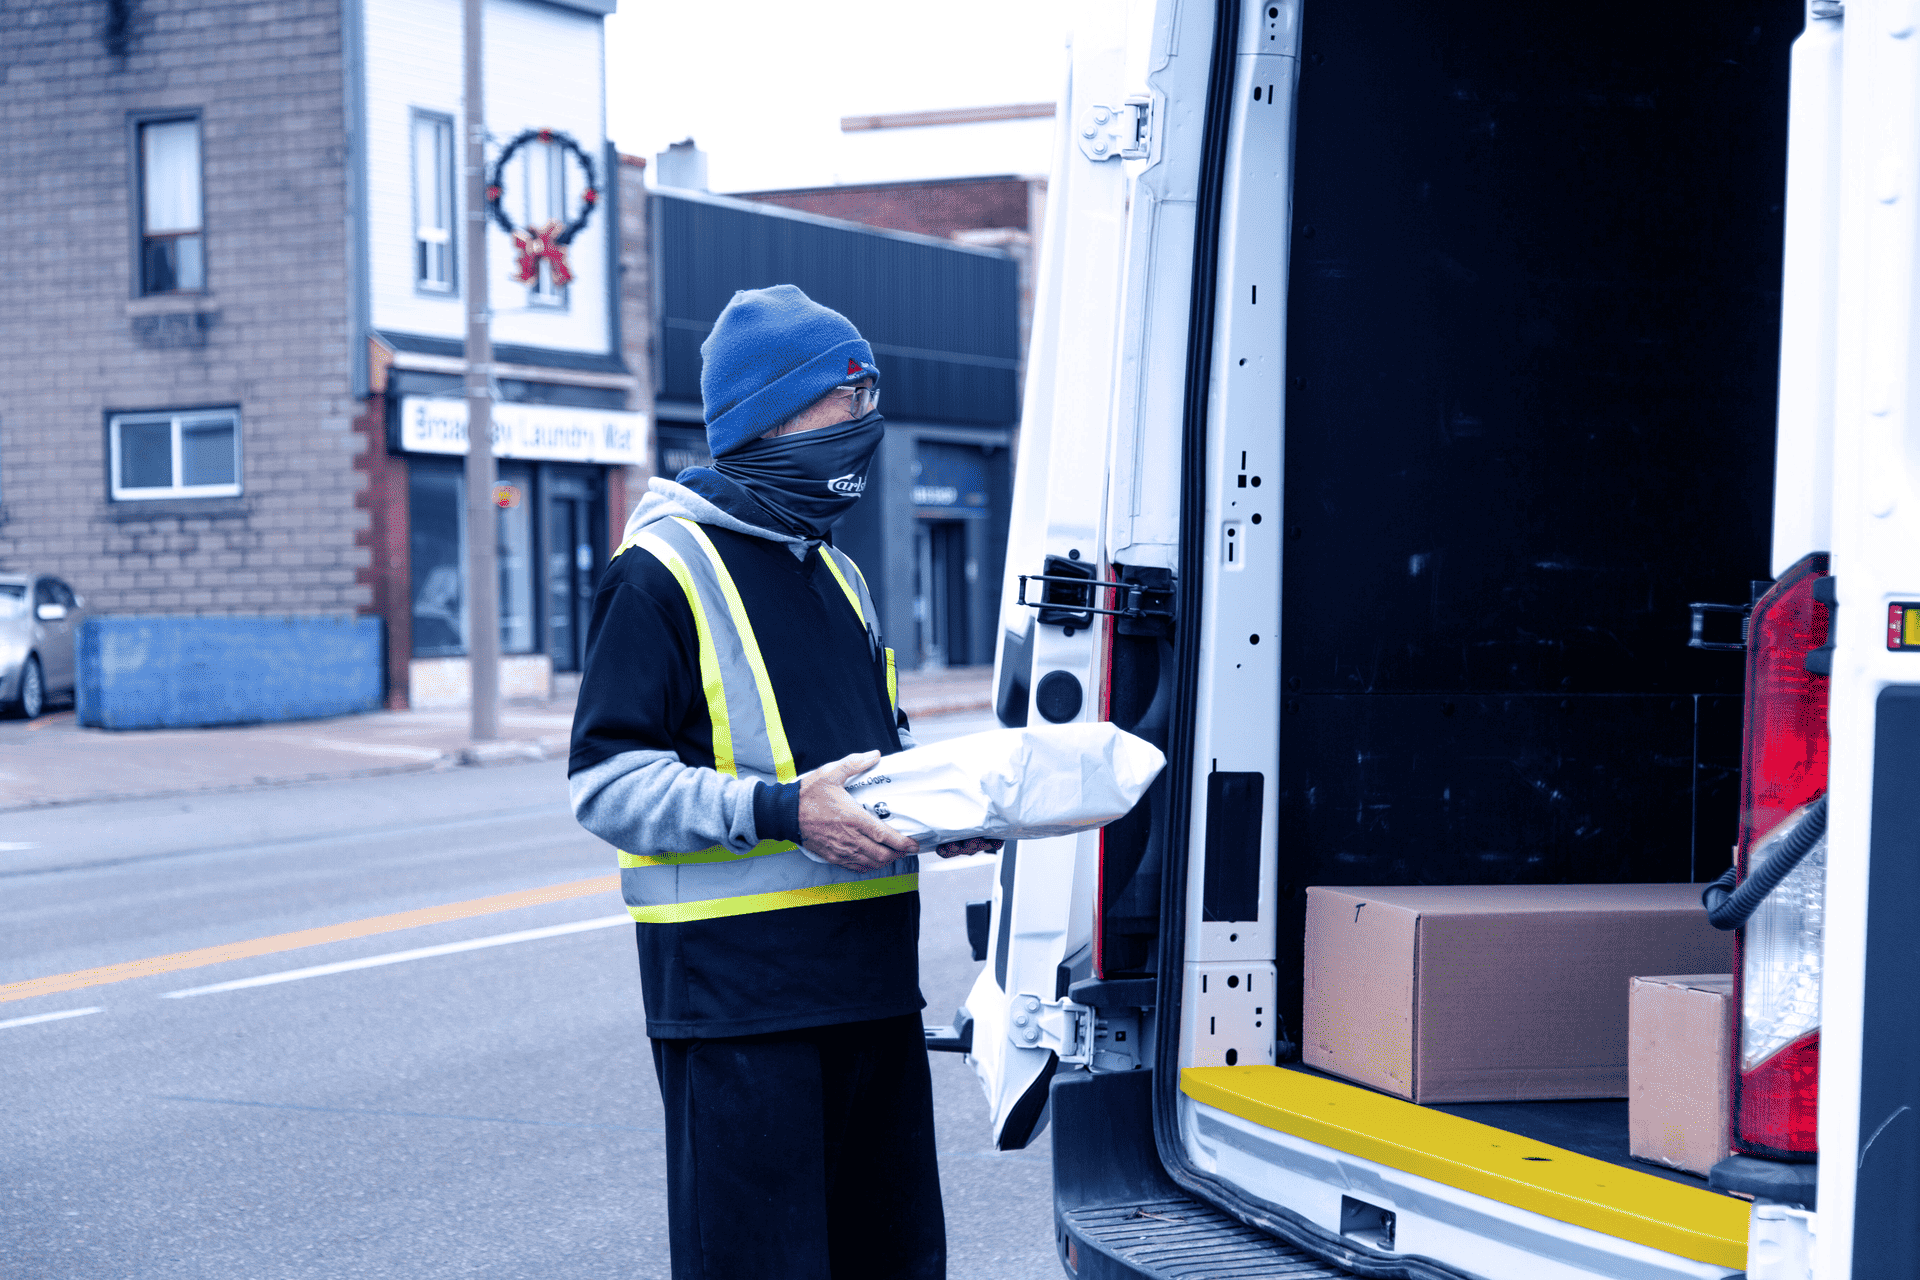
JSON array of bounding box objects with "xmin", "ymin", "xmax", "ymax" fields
[
  {"xmin": 0, "ymin": 734, "xmax": 572, "ymax": 814},
  {"xmin": 455, "ymin": 736, "xmax": 568, "ymax": 767},
  {"xmin": 899, "ymin": 696, "xmax": 995, "ymax": 718}
]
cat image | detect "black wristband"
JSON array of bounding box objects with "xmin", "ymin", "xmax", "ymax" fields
[{"xmin": 753, "ymin": 779, "xmax": 804, "ymax": 845}]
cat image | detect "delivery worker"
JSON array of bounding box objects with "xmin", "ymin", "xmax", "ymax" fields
[{"xmin": 568, "ymin": 284, "xmax": 994, "ymax": 1280}]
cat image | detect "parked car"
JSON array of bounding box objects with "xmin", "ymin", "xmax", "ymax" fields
[{"xmin": 0, "ymin": 574, "xmax": 85, "ymax": 719}]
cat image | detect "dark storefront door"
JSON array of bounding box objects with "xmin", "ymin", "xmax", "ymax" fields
[
  {"xmin": 544, "ymin": 467, "xmax": 605, "ymax": 673},
  {"xmin": 913, "ymin": 519, "xmax": 970, "ymax": 669}
]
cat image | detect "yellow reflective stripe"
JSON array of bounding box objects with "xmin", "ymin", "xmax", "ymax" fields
[
  {"xmin": 618, "ymin": 839, "xmax": 798, "ymax": 868},
  {"xmin": 674, "ymin": 519, "xmax": 797, "ymax": 785},
  {"xmin": 627, "ymin": 872, "xmax": 919, "ymax": 923},
  {"xmin": 817, "ymin": 548, "xmax": 868, "ymax": 624},
  {"xmin": 634, "ymin": 531, "xmax": 735, "ymax": 777},
  {"xmin": 885, "ymin": 647, "xmax": 898, "ymax": 713}
]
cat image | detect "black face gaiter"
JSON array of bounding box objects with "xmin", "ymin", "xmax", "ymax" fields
[{"xmin": 712, "ymin": 411, "xmax": 885, "ymax": 538}]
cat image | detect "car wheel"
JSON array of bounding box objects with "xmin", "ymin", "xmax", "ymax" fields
[{"xmin": 9, "ymin": 655, "xmax": 44, "ymax": 720}]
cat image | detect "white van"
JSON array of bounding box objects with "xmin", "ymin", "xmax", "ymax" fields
[{"xmin": 937, "ymin": 1, "xmax": 1918, "ymax": 1276}]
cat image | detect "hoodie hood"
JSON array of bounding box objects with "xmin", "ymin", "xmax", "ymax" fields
[{"xmin": 621, "ymin": 475, "xmax": 817, "ymax": 556}]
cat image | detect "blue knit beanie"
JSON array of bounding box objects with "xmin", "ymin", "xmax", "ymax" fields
[{"xmin": 700, "ymin": 285, "xmax": 881, "ymax": 458}]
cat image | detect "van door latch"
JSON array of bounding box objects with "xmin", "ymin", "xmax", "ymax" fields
[
  {"xmin": 1018, "ymin": 558, "xmax": 1174, "ymax": 631},
  {"xmin": 1077, "ymin": 95, "xmax": 1152, "ymax": 162}
]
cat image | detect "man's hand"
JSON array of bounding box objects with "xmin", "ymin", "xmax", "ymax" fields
[
  {"xmin": 798, "ymin": 751, "xmax": 921, "ymax": 871},
  {"xmin": 936, "ymin": 838, "xmax": 1004, "ymax": 860}
]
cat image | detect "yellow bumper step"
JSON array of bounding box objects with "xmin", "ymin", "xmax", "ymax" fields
[{"xmin": 1181, "ymin": 1066, "xmax": 1747, "ymax": 1270}]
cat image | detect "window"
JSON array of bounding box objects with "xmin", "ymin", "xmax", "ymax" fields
[
  {"xmin": 34, "ymin": 578, "xmax": 76, "ymax": 613},
  {"xmin": 518, "ymin": 139, "xmax": 568, "ymax": 307},
  {"xmin": 496, "ymin": 465, "xmax": 536, "ymax": 653},
  {"xmin": 138, "ymin": 117, "xmax": 204, "ymax": 294},
  {"xmin": 412, "ymin": 112, "xmax": 456, "ymax": 293},
  {"xmin": 109, "ymin": 409, "xmax": 241, "ymax": 500},
  {"xmin": 407, "ymin": 463, "xmax": 537, "ymax": 658}
]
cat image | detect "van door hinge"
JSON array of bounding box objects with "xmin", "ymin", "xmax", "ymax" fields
[
  {"xmin": 1077, "ymin": 95, "xmax": 1152, "ymax": 162},
  {"xmin": 1688, "ymin": 579, "xmax": 1774, "ymax": 652},
  {"xmin": 1008, "ymin": 992, "xmax": 1092, "ymax": 1063},
  {"xmin": 1805, "ymin": 575, "xmax": 1838, "ymax": 674}
]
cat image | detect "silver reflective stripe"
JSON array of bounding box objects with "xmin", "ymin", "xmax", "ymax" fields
[
  {"xmin": 619, "ymin": 519, "xmax": 914, "ymax": 923},
  {"xmin": 625, "ymin": 851, "xmax": 920, "ymax": 924},
  {"xmin": 646, "ymin": 518, "xmax": 794, "ymax": 784}
]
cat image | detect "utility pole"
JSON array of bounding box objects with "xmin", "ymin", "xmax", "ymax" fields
[{"xmin": 462, "ymin": 0, "xmax": 499, "ymax": 741}]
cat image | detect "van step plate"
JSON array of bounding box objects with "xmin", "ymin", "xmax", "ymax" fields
[{"xmin": 1063, "ymin": 1198, "xmax": 1354, "ymax": 1278}]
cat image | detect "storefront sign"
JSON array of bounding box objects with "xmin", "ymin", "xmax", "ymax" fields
[
  {"xmin": 912, "ymin": 442, "xmax": 992, "ymax": 519},
  {"xmin": 399, "ymin": 396, "xmax": 647, "ymax": 466}
]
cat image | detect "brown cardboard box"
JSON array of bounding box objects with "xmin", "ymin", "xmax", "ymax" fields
[
  {"xmin": 1303, "ymin": 884, "xmax": 1732, "ymax": 1104},
  {"xmin": 1628, "ymin": 974, "xmax": 1734, "ymax": 1177}
]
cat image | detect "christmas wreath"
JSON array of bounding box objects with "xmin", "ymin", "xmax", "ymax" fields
[{"xmin": 484, "ymin": 128, "xmax": 600, "ymax": 288}]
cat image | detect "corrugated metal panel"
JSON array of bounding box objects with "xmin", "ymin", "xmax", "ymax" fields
[{"xmin": 657, "ymin": 194, "xmax": 1020, "ymax": 426}]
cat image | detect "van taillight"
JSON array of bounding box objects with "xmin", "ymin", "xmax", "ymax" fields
[{"xmin": 1732, "ymin": 552, "xmax": 1830, "ymax": 1159}]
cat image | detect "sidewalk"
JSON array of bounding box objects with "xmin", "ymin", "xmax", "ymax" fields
[{"xmin": 0, "ymin": 665, "xmax": 994, "ymax": 812}]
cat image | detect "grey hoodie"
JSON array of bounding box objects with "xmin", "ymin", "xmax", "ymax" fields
[{"xmin": 568, "ymin": 477, "xmax": 911, "ymax": 861}]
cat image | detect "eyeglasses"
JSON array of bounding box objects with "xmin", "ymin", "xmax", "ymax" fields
[{"xmin": 829, "ymin": 384, "xmax": 880, "ymax": 417}]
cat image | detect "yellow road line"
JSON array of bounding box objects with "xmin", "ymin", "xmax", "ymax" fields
[{"xmin": 0, "ymin": 874, "xmax": 621, "ymax": 1005}]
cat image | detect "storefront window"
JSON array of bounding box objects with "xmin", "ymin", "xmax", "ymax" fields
[
  {"xmin": 408, "ymin": 462, "xmax": 536, "ymax": 658},
  {"xmin": 496, "ymin": 465, "xmax": 535, "ymax": 654},
  {"xmin": 409, "ymin": 467, "xmax": 464, "ymax": 657}
]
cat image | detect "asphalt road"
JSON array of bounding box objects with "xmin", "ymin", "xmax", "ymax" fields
[{"xmin": 1, "ymin": 709, "xmax": 1062, "ymax": 1279}]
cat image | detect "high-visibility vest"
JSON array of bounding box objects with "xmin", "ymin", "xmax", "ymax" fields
[{"xmin": 612, "ymin": 516, "xmax": 911, "ymax": 924}]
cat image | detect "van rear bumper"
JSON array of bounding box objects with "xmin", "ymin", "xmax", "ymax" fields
[
  {"xmin": 1180, "ymin": 1069, "xmax": 1746, "ymax": 1279},
  {"xmin": 1051, "ymin": 1068, "xmax": 1358, "ymax": 1279},
  {"xmin": 1049, "ymin": 1065, "xmax": 1751, "ymax": 1280}
]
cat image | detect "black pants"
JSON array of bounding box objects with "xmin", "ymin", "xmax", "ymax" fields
[{"xmin": 650, "ymin": 1013, "xmax": 946, "ymax": 1280}]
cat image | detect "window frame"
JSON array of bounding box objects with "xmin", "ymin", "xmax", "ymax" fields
[
  {"xmin": 128, "ymin": 109, "xmax": 207, "ymax": 298},
  {"xmin": 106, "ymin": 406, "xmax": 243, "ymax": 502},
  {"xmin": 520, "ymin": 139, "xmax": 570, "ymax": 311},
  {"xmin": 410, "ymin": 108, "xmax": 459, "ymax": 297}
]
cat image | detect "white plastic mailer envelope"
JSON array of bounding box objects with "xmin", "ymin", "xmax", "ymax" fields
[{"xmin": 807, "ymin": 723, "xmax": 1166, "ymax": 856}]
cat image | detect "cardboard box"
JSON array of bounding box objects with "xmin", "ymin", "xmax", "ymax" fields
[
  {"xmin": 1303, "ymin": 884, "xmax": 1732, "ymax": 1103},
  {"xmin": 1629, "ymin": 974, "xmax": 1734, "ymax": 1177}
]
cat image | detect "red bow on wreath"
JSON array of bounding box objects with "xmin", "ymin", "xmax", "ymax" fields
[{"xmin": 509, "ymin": 221, "xmax": 573, "ymax": 288}]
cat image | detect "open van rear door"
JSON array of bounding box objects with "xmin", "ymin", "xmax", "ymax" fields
[
  {"xmin": 960, "ymin": 3, "xmax": 1140, "ymax": 1152},
  {"xmin": 961, "ymin": 0, "xmax": 1217, "ymax": 1150},
  {"xmin": 1805, "ymin": 1, "xmax": 1920, "ymax": 1270}
]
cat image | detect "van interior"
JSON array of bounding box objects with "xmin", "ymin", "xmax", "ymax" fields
[{"xmin": 1096, "ymin": 0, "xmax": 1803, "ymax": 1195}]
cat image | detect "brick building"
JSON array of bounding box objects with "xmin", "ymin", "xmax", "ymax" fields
[
  {"xmin": 0, "ymin": 0, "xmax": 644, "ymax": 721},
  {"xmin": 739, "ymin": 174, "xmax": 1045, "ymax": 242}
]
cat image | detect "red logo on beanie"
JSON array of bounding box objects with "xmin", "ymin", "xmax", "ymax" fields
[{"xmin": 847, "ymin": 358, "xmax": 863, "ymax": 376}]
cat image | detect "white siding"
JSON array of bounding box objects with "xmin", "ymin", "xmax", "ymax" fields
[{"xmin": 363, "ymin": 0, "xmax": 610, "ymax": 355}]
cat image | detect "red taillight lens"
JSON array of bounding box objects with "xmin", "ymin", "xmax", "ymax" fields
[
  {"xmin": 1739, "ymin": 1030, "xmax": 1821, "ymax": 1153},
  {"xmin": 1731, "ymin": 552, "xmax": 1830, "ymax": 1160},
  {"xmin": 1739, "ymin": 558, "xmax": 1831, "ymax": 844}
]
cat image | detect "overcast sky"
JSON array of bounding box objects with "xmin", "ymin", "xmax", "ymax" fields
[{"xmin": 604, "ymin": 0, "xmax": 1072, "ymax": 193}]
